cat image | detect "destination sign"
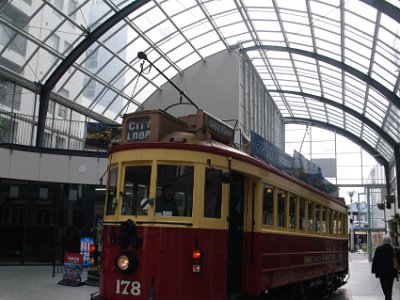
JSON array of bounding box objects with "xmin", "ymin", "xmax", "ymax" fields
[
  {"xmin": 126, "ymin": 116, "xmax": 151, "ymax": 141},
  {"xmin": 204, "ymin": 113, "xmax": 234, "ymax": 140},
  {"xmin": 250, "ymin": 131, "xmax": 292, "ymax": 171}
]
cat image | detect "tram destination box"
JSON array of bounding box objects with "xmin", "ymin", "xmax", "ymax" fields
[{"xmin": 121, "ymin": 110, "xmax": 188, "ymax": 143}]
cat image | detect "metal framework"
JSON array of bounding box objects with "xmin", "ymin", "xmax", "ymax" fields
[{"xmin": 0, "ymin": 0, "xmax": 399, "ymax": 196}]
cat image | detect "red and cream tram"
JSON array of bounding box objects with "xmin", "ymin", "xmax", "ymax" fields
[{"xmin": 92, "ymin": 109, "xmax": 348, "ymax": 300}]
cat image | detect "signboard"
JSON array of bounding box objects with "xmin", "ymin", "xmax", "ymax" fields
[
  {"xmin": 250, "ymin": 131, "xmax": 292, "ymax": 172},
  {"xmin": 126, "ymin": 116, "xmax": 151, "ymax": 141},
  {"xmin": 85, "ymin": 122, "xmax": 121, "ymax": 149},
  {"xmin": 204, "ymin": 113, "xmax": 234, "ymax": 142},
  {"xmin": 58, "ymin": 253, "xmax": 83, "ymax": 287}
]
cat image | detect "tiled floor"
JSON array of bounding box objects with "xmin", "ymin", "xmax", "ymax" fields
[{"xmin": 0, "ymin": 252, "xmax": 399, "ymax": 299}]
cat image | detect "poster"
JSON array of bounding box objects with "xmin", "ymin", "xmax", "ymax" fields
[{"xmin": 58, "ymin": 253, "xmax": 83, "ymax": 287}]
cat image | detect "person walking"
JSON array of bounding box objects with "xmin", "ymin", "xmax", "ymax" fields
[{"xmin": 372, "ymin": 235, "xmax": 398, "ymax": 300}]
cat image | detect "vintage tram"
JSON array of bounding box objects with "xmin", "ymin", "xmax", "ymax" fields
[{"xmin": 92, "ymin": 109, "xmax": 348, "ymax": 300}]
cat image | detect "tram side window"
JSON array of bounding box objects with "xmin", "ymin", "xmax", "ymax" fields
[
  {"xmin": 122, "ymin": 166, "xmax": 151, "ymax": 216},
  {"xmin": 156, "ymin": 164, "xmax": 194, "ymax": 217},
  {"xmin": 322, "ymin": 206, "xmax": 327, "ymax": 234},
  {"xmin": 277, "ymin": 189, "xmax": 287, "ymax": 228},
  {"xmin": 289, "ymin": 193, "xmax": 297, "ymax": 229},
  {"xmin": 204, "ymin": 168, "xmax": 222, "ymax": 218},
  {"xmin": 299, "ymin": 197, "xmax": 306, "ymax": 231},
  {"xmin": 263, "ymin": 184, "xmax": 275, "ymax": 226},
  {"xmin": 324, "ymin": 208, "xmax": 331, "ymax": 234},
  {"xmin": 338, "ymin": 213, "xmax": 343, "ymax": 236},
  {"xmin": 333, "ymin": 210, "xmax": 338, "ymax": 235},
  {"xmin": 328, "ymin": 209, "xmax": 335, "ymax": 234},
  {"xmin": 308, "ymin": 201, "xmax": 314, "ymax": 233},
  {"xmin": 315, "ymin": 204, "xmax": 321, "ymax": 234},
  {"xmin": 106, "ymin": 167, "xmax": 118, "ymax": 215}
]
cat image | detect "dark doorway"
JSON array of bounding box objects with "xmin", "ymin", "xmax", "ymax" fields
[{"xmin": 227, "ymin": 172, "xmax": 245, "ymax": 296}]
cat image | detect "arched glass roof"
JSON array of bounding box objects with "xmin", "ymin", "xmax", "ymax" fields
[{"xmin": 0, "ymin": 0, "xmax": 399, "ymax": 163}]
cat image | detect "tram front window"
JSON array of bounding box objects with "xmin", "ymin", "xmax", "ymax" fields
[
  {"xmin": 106, "ymin": 167, "xmax": 118, "ymax": 215},
  {"xmin": 204, "ymin": 168, "xmax": 222, "ymax": 218},
  {"xmin": 156, "ymin": 165, "xmax": 194, "ymax": 217},
  {"xmin": 121, "ymin": 166, "xmax": 151, "ymax": 215}
]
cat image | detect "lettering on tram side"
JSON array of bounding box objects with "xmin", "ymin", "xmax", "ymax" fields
[
  {"xmin": 126, "ymin": 117, "xmax": 151, "ymax": 141},
  {"xmin": 116, "ymin": 279, "xmax": 141, "ymax": 296},
  {"xmin": 304, "ymin": 253, "xmax": 336, "ymax": 265}
]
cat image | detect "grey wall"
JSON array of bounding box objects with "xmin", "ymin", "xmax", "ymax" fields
[
  {"xmin": 142, "ymin": 49, "xmax": 241, "ymax": 124},
  {"xmin": 0, "ymin": 147, "xmax": 108, "ymax": 185}
]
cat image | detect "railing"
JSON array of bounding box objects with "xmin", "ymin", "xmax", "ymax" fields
[{"xmin": 0, "ymin": 112, "xmax": 111, "ymax": 152}]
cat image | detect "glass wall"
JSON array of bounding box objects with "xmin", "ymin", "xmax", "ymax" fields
[{"xmin": 0, "ymin": 178, "xmax": 104, "ymax": 265}]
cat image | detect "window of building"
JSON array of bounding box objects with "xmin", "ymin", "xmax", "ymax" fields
[
  {"xmin": 0, "ymin": 6, "xmax": 28, "ymax": 55},
  {"xmin": 48, "ymin": 34, "xmax": 60, "ymax": 63},
  {"xmin": 86, "ymin": 48, "xmax": 98, "ymax": 69},
  {"xmin": 55, "ymin": 135, "xmax": 66, "ymax": 149},
  {"xmin": 48, "ymin": 101, "xmax": 55, "ymax": 115},
  {"xmin": 121, "ymin": 165, "xmax": 151, "ymax": 215},
  {"xmin": 203, "ymin": 168, "xmax": 222, "ymax": 219},
  {"xmin": 0, "ymin": 79, "xmax": 21, "ymax": 110},
  {"xmin": 68, "ymin": 0, "xmax": 78, "ymax": 20},
  {"xmin": 262, "ymin": 184, "xmax": 274, "ymax": 226},
  {"xmin": 156, "ymin": 164, "xmax": 194, "ymax": 217},
  {"xmin": 83, "ymin": 77, "xmax": 96, "ymax": 98},
  {"xmin": 53, "ymin": 0, "xmax": 64, "ymax": 17},
  {"xmin": 57, "ymin": 105, "xmax": 67, "ymax": 119},
  {"xmin": 43, "ymin": 131, "xmax": 53, "ymax": 148},
  {"xmin": 64, "ymin": 41, "xmax": 71, "ymax": 55}
]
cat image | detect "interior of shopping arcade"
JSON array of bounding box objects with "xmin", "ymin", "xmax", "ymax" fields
[{"xmin": 0, "ymin": 0, "xmax": 399, "ymax": 266}]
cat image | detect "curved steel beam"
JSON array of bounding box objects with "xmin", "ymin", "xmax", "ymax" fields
[
  {"xmin": 359, "ymin": 0, "xmax": 400, "ymax": 23},
  {"xmin": 270, "ymin": 89, "xmax": 397, "ymax": 148},
  {"xmin": 239, "ymin": 45, "xmax": 400, "ymax": 111},
  {"xmin": 285, "ymin": 117, "xmax": 388, "ymax": 167},
  {"xmin": 36, "ymin": 0, "xmax": 151, "ymax": 147}
]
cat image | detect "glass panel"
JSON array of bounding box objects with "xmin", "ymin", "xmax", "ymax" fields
[
  {"xmin": 156, "ymin": 165, "xmax": 194, "ymax": 217},
  {"xmin": 262, "ymin": 184, "xmax": 274, "ymax": 226},
  {"xmin": 277, "ymin": 188, "xmax": 287, "ymax": 228},
  {"xmin": 121, "ymin": 166, "xmax": 151, "ymax": 216},
  {"xmin": 299, "ymin": 197, "xmax": 305, "ymax": 231},
  {"xmin": 289, "ymin": 193, "xmax": 296, "ymax": 229},
  {"xmin": 322, "ymin": 206, "xmax": 327, "ymax": 234},
  {"xmin": 204, "ymin": 168, "xmax": 222, "ymax": 219},
  {"xmin": 308, "ymin": 201, "xmax": 314, "ymax": 233},
  {"xmin": 315, "ymin": 204, "xmax": 321, "ymax": 234},
  {"xmin": 106, "ymin": 167, "xmax": 118, "ymax": 215}
]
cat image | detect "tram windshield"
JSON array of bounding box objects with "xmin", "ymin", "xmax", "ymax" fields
[
  {"xmin": 204, "ymin": 168, "xmax": 222, "ymax": 218},
  {"xmin": 121, "ymin": 165, "xmax": 151, "ymax": 216},
  {"xmin": 156, "ymin": 164, "xmax": 194, "ymax": 217},
  {"xmin": 105, "ymin": 167, "xmax": 118, "ymax": 215}
]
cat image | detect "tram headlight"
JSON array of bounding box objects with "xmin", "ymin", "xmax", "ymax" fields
[{"xmin": 115, "ymin": 251, "xmax": 138, "ymax": 274}]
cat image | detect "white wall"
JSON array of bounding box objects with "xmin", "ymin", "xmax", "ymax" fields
[{"xmin": 0, "ymin": 147, "xmax": 108, "ymax": 185}]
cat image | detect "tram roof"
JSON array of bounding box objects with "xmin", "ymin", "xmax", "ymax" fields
[{"xmin": 1, "ymin": 0, "xmax": 399, "ymax": 163}]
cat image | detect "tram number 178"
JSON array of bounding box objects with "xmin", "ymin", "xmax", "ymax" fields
[{"xmin": 116, "ymin": 279, "xmax": 141, "ymax": 296}]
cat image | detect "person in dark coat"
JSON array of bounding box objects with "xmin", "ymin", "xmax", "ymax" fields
[
  {"xmin": 156, "ymin": 184, "xmax": 179, "ymax": 216},
  {"xmin": 372, "ymin": 235, "xmax": 398, "ymax": 300}
]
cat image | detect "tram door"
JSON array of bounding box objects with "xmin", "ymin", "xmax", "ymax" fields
[{"xmin": 227, "ymin": 172, "xmax": 245, "ymax": 297}]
